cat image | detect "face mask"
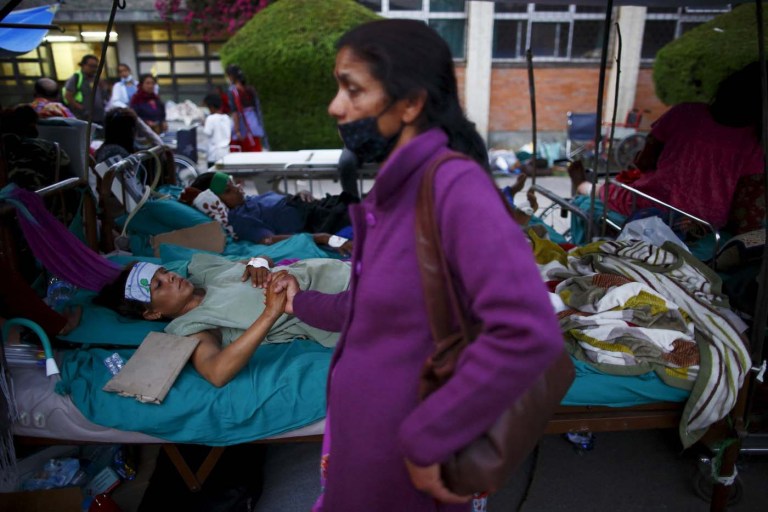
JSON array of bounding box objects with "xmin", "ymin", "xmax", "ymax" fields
[
  {"xmin": 337, "ymin": 108, "xmax": 402, "ymax": 164},
  {"xmin": 122, "ymin": 75, "xmax": 134, "ymax": 84}
]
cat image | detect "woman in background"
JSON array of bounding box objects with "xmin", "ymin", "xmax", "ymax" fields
[
  {"xmin": 130, "ymin": 74, "xmax": 167, "ymax": 135},
  {"xmin": 226, "ymin": 64, "xmax": 268, "ymax": 152}
]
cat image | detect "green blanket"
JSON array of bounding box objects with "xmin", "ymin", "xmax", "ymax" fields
[{"xmin": 56, "ymin": 340, "xmax": 331, "ymax": 445}]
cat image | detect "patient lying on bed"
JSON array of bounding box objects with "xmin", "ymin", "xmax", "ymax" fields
[
  {"xmin": 180, "ymin": 171, "xmax": 356, "ymax": 255},
  {"xmin": 95, "ymin": 253, "xmax": 351, "ymax": 387}
]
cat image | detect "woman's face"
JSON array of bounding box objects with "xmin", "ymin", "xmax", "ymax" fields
[
  {"xmin": 145, "ymin": 268, "xmax": 195, "ymax": 318},
  {"xmin": 328, "ymin": 47, "xmax": 403, "ymax": 140},
  {"xmin": 141, "ymin": 77, "xmax": 156, "ymax": 94}
]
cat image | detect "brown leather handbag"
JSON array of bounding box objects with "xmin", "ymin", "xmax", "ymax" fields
[{"xmin": 414, "ymin": 152, "xmax": 575, "ymax": 496}]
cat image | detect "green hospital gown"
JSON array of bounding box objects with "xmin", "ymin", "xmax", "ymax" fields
[{"xmin": 165, "ymin": 254, "xmax": 351, "ymax": 347}]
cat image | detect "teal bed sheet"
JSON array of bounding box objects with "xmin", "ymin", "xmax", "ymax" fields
[
  {"xmin": 56, "ymin": 352, "xmax": 687, "ymax": 445},
  {"xmin": 562, "ymin": 359, "xmax": 689, "ymax": 407},
  {"xmin": 57, "ymin": 340, "xmax": 332, "ymax": 445}
]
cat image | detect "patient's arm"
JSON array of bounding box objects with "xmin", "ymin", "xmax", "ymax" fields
[{"xmin": 189, "ymin": 280, "xmax": 286, "ymax": 387}]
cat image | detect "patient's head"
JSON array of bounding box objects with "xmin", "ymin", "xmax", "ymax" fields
[
  {"xmin": 710, "ymin": 60, "xmax": 766, "ymax": 133},
  {"xmin": 186, "ymin": 172, "xmax": 245, "ymax": 208},
  {"xmin": 95, "ymin": 262, "xmax": 198, "ymax": 321},
  {"xmin": 103, "ymin": 107, "xmax": 139, "ymax": 154}
]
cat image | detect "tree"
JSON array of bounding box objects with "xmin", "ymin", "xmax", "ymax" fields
[
  {"xmin": 155, "ymin": 0, "xmax": 270, "ymax": 40},
  {"xmin": 219, "ymin": 0, "xmax": 380, "ymax": 150},
  {"xmin": 653, "ymin": 3, "xmax": 766, "ymax": 105}
]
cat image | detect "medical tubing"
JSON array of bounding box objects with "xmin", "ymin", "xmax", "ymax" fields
[{"xmin": 2, "ymin": 318, "xmax": 59, "ymax": 377}]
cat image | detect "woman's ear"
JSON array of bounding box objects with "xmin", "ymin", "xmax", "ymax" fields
[
  {"xmin": 401, "ymin": 89, "xmax": 427, "ymax": 125},
  {"xmin": 142, "ymin": 308, "xmax": 163, "ymax": 321}
]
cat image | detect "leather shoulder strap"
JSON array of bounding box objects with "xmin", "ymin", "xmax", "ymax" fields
[
  {"xmin": 415, "ymin": 152, "xmax": 521, "ymax": 346},
  {"xmin": 415, "ymin": 151, "xmax": 472, "ymax": 345}
]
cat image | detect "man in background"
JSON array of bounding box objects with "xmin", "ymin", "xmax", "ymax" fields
[
  {"xmin": 63, "ymin": 54, "xmax": 105, "ymax": 124},
  {"xmin": 30, "ymin": 77, "xmax": 74, "ymax": 119}
]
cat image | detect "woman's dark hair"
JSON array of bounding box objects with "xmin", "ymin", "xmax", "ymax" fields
[
  {"xmin": 103, "ymin": 108, "xmax": 138, "ymax": 154},
  {"xmin": 138, "ymin": 74, "xmax": 157, "ymax": 88},
  {"xmin": 337, "ymin": 19, "xmax": 488, "ymax": 170},
  {"xmin": 710, "ymin": 60, "xmax": 766, "ymax": 136},
  {"xmin": 226, "ymin": 64, "xmax": 246, "ymax": 84},
  {"xmin": 93, "ymin": 263, "xmax": 152, "ymax": 320}
]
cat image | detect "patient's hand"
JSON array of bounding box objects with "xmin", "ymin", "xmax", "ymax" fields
[
  {"xmin": 264, "ymin": 271, "xmax": 288, "ymax": 318},
  {"xmin": 270, "ymin": 272, "xmax": 300, "ymax": 315},
  {"xmin": 296, "ymin": 190, "xmax": 314, "ymax": 203},
  {"xmin": 242, "ymin": 264, "xmax": 271, "ymax": 288}
]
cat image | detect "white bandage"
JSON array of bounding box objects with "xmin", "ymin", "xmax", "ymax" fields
[
  {"xmin": 247, "ymin": 257, "xmax": 270, "ymax": 270},
  {"xmin": 125, "ymin": 262, "xmax": 162, "ymax": 303},
  {"xmin": 328, "ymin": 235, "xmax": 348, "ymax": 248}
]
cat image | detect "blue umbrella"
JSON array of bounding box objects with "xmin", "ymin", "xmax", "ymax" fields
[{"xmin": 0, "ymin": 4, "xmax": 59, "ymax": 58}]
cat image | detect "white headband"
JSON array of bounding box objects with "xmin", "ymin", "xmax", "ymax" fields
[{"xmin": 125, "ymin": 262, "xmax": 162, "ymax": 303}]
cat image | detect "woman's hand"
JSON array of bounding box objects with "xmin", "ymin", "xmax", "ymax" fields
[
  {"xmin": 270, "ymin": 271, "xmax": 301, "ymax": 315},
  {"xmin": 264, "ymin": 271, "xmax": 288, "ymax": 319},
  {"xmin": 404, "ymin": 460, "xmax": 472, "ymax": 505}
]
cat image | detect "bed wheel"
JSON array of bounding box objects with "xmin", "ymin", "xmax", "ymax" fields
[{"xmin": 692, "ymin": 458, "xmax": 743, "ymax": 506}]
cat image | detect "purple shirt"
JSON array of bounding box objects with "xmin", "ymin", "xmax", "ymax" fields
[{"xmin": 295, "ymin": 128, "xmax": 564, "ymax": 511}]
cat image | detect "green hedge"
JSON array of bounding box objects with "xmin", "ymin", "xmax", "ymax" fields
[
  {"xmin": 219, "ymin": 0, "xmax": 380, "ymax": 150},
  {"xmin": 653, "ymin": 3, "xmax": 766, "ymax": 106}
]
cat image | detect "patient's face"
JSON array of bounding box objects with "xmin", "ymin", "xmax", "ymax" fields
[
  {"xmin": 219, "ymin": 182, "xmax": 245, "ymax": 208},
  {"xmin": 147, "ymin": 268, "xmax": 195, "ymax": 318}
]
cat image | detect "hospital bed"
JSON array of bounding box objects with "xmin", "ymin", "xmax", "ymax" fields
[
  {"xmin": 1, "ymin": 155, "xmax": 755, "ymax": 512},
  {"xmin": 213, "ymin": 149, "xmax": 377, "ymax": 196}
]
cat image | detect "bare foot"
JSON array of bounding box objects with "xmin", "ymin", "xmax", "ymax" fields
[
  {"xmin": 526, "ymin": 187, "xmax": 539, "ymax": 212},
  {"xmin": 567, "ymin": 160, "xmax": 587, "ymax": 187},
  {"xmin": 508, "ymin": 173, "xmax": 527, "ymax": 196}
]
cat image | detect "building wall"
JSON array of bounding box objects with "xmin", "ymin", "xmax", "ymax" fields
[{"xmin": 487, "ymin": 66, "xmax": 670, "ymax": 134}]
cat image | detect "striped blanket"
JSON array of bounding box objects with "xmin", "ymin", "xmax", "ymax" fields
[{"xmin": 538, "ymin": 239, "xmax": 750, "ymax": 447}]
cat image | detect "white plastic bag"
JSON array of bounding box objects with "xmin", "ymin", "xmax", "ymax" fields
[{"xmin": 616, "ymin": 216, "xmax": 690, "ymax": 252}]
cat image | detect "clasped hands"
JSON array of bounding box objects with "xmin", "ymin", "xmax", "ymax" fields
[{"xmin": 245, "ymin": 269, "xmax": 299, "ymax": 316}]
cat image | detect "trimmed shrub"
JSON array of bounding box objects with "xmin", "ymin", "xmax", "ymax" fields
[
  {"xmin": 219, "ymin": 0, "xmax": 381, "ymax": 150},
  {"xmin": 653, "ymin": 3, "xmax": 767, "ymax": 106}
]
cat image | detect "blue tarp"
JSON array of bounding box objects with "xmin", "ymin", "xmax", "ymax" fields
[{"xmin": 0, "ymin": 4, "xmax": 59, "ymax": 58}]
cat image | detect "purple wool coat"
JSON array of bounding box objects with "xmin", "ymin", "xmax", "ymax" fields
[{"xmin": 294, "ymin": 128, "xmax": 564, "ymax": 511}]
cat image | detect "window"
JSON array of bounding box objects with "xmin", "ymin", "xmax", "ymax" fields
[
  {"xmin": 357, "ymin": 0, "xmax": 467, "ymax": 59},
  {"xmin": 641, "ymin": 7, "xmax": 729, "ymax": 61},
  {"xmin": 493, "ymin": 4, "xmax": 727, "ymax": 63},
  {"xmin": 494, "ymin": 4, "xmax": 602, "ymax": 62},
  {"xmin": 0, "ymin": 23, "xmax": 118, "ymax": 108},
  {"xmin": 134, "ymin": 24, "xmax": 226, "ymax": 103}
]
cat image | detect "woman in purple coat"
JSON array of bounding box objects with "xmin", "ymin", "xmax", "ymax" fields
[{"xmin": 272, "ymin": 19, "xmax": 564, "ymax": 511}]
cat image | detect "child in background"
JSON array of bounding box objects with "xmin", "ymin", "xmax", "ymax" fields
[{"xmin": 203, "ymin": 93, "xmax": 232, "ymax": 168}]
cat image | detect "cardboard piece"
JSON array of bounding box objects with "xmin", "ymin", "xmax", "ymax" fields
[
  {"xmin": 0, "ymin": 487, "xmax": 83, "ymax": 512},
  {"xmin": 103, "ymin": 332, "xmax": 200, "ymax": 404},
  {"xmin": 150, "ymin": 221, "xmax": 226, "ymax": 257}
]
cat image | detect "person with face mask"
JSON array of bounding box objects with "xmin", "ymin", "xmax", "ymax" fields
[
  {"xmin": 269, "ymin": 19, "xmax": 564, "ymax": 511},
  {"xmin": 107, "ymin": 63, "xmax": 139, "ymax": 110}
]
